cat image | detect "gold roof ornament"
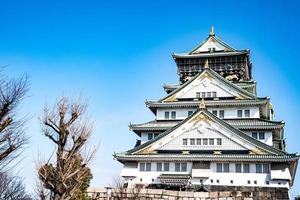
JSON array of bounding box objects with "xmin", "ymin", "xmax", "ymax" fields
[
  {"xmin": 199, "ymin": 98, "xmax": 206, "ymax": 109},
  {"xmin": 209, "ymin": 25, "xmax": 215, "ymax": 36},
  {"xmin": 204, "ymin": 59, "xmax": 209, "ymax": 69}
]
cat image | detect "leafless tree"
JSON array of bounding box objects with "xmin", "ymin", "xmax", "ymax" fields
[
  {"xmin": 38, "ymin": 97, "xmax": 95, "ymax": 200},
  {"xmin": 109, "ymin": 177, "xmax": 141, "ymax": 200},
  {"xmin": 0, "ymin": 73, "xmax": 29, "ymax": 168},
  {"xmin": 0, "ymin": 172, "xmax": 32, "ymax": 200}
]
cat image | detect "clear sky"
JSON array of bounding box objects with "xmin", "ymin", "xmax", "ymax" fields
[{"xmin": 0, "ymin": 0, "xmax": 299, "ymax": 197}]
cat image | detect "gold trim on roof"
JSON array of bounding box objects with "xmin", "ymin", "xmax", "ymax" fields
[
  {"xmin": 204, "ymin": 59, "xmax": 209, "ymax": 69},
  {"xmin": 199, "ymin": 98, "xmax": 206, "ymax": 109}
]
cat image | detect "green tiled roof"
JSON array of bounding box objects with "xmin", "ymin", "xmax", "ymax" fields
[
  {"xmin": 146, "ymin": 99, "xmax": 269, "ymax": 113},
  {"xmin": 114, "ymin": 153, "xmax": 299, "ymax": 163},
  {"xmin": 172, "ymin": 51, "xmax": 247, "ymax": 58},
  {"xmin": 124, "ymin": 109, "xmax": 286, "ymax": 156},
  {"xmin": 129, "ymin": 118, "xmax": 284, "ymax": 134}
]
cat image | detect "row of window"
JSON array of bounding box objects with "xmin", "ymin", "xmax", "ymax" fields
[
  {"xmin": 164, "ymin": 109, "xmax": 252, "ymax": 120},
  {"xmin": 148, "ymin": 133, "xmax": 159, "ymax": 140},
  {"xmin": 139, "ymin": 162, "xmax": 187, "ymax": 172},
  {"xmin": 164, "ymin": 111, "xmax": 176, "ymax": 119},
  {"xmin": 196, "ymin": 92, "xmax": 217, "ymax": 98},
  {"xmin": 212, "ymin": 109, "xmax": 251, "ymax": 118},
  {"xmin": 237, "ymin": 109, "xmax": 250, "ymax": 118},
  {"xmin": 212, "ymin": 110, "xmax": 224, "ymax": 119},
  {"xmin": 252, "ymin": 132, "xmax": 265, "ymax": 140},
  {"xmin": 216, "ymin": 163, "xmax": 270, "ymax": 174},
  {"xmin": 183, "ymin": 138, "xmax": 222, "ymax": 146}
]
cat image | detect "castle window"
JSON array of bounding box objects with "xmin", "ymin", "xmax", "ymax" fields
[
  {"xmin": 196, "ymin": 139, "xmax": 201, "ymax": 145},
  {"xmin": 203, "ymin": 139, "xmax": 208, "ymax": 145},
  {"xmin": 157, "ymin": 163, "xmax": 162, "ymax": 171},
  {"xmin": 230, "ymin": 180, "xmax": 233, "ymax": 184},
  {"xmin": 181, "ymin": 163, "xmax": 187, "ymax": 172},
  {"xmin": 223, "ymin": 163, "xmax": 229, "ymax": 172},
  {"xmin": 245, "ymin": 109, "xmax": 250, "ymax": 117},
  {"xmin": 148, "ymin": 133, "xmax": 153, "ymax": 140},
  {"xmin": 219, "ymin": 110, "xmax": 224, "ymax": 119},
  {"xmin": 164, "ymin": 163, "xmax": 169, "ymax": 171},
  {"xmin": 212, "ymin": 92, "xmax": 217, "ymax": 97},
  {"xmin": 247, "ymin": 180, "xmax": 250, "ymax": 184},
  {"xmin": 209, "ymin": 138, "xmax": 214, "ymax": 145},
  {"xmin": 140, "ymin": 163, "xmax": 145, "ymax": 171},
  {"xmin": 217, "ymin": 138, "xmax": 222, "ymax": 145},
  {"xmin": 210, "ymin": 179, "xmax": 213, "ymax": 183},
  {"xmin": 263, "ymin": 164, "xmax": 270, "ymax": 173},
  {"xmin": 235, "ymin": 163, "xmax": 242, "ymax": 173},
  {"xmin": 243, "ymin": 164, "xmax": 250, "ymax": 173},
  {"xmin": 171, "ymin": 111, "xmax": 176, "ymax": 119},
  {"xmin": 164, "ymin": 111, "xmax": 170, "ymax": 119},
  {"xmin": 237, "ymin": 110, "xmax": 243, "ymax": 118},
  {"xmin": 146, "ymin": 163, "xmax": 151, "ymax": 171},
  {"xmin": 256, "ymin": 164, "xmax": 262, "ymax": 173},
  {"xmin": 252, "ymin": 132, "xmax": 258, "ymax": 139},
  {"xmin": 190, "ymin": 139, "xmax": 195, "ymax": 145},
  {"xmin": 175, "ymin": 163, "xmax": 180, "ymax": 172},
  {"xmin": 216, "ymin": 163, "xmax": 222, "ymax": 172},
  {"xmin": 196, "ymin": 92, "xmax": 201, "ymax": 98},
  {"xmin": 259, "ymin": 132, "xmax": 265, "ymax": 140},
  {"xmin": 175, "ymin": 163, "xmax": 187, "ymax": 172},
  {"xmin": 188, "ymin": 110, "xmax": 193, "ymax": 116},
  {"xmin": 254, "ymin": 180, "xmax": 257, "ymax": 185},
  {"xmin": 183, "ymin": 139, "xmax": 187, "ymax": 145},
  {"xmin": 207, "ymin": 92, "xmax": 211, "ymax": 98},
  {"xmin": 212, "ymin": 110, "xmax": 218, "ymax": 116},
  {"xmin": 201, "ymin": 92, "xmax": 206, "ymax": 98}
]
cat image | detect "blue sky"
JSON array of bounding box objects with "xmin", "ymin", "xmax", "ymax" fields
[{"xmin": 0, "ymin": 0, "xmax": 300, "ymax": 197}]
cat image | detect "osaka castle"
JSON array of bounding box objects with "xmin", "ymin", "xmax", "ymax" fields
[{"xmin": 114, "ymin": 27, "xmax": 299, "ymax": 193}]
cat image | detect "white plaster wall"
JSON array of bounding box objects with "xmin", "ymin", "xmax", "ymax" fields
[
  {"xmin": 243, "ymin": 131, "xmax": 273, "ymax": 146},
  {"xmin": 156, "ymin": 107, "xmax": 259, "ymax": 120},
  {"xmin": 194, "ymin": 37, "xmax": 227, "ymax": 53},
  {"xmin": 159, "ymin": 124, "xmax": 246, "ymax": 151},
  {"xmin": 207, "ymin": 107, "xmax": 259, "ymax": 119},
  {"xmin": 176, "ymin": 77, "xmax": 238, "ymax": 99},
  {"xmin": 156, "ymin": 108, "xmax": 195, "ymax": 120},
  {"xmin": 150, "ymin": 118, "xmax": 261, "ymax": 153},
  {"xmin": 141, "ymin": 133, "xmax": 149, "ymax": 144},
  {"xmin": 121, "ymin": 162, "xmax": 289, "ymax": 188}
]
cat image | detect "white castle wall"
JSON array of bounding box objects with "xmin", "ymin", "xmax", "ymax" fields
[
  {"xmin": 156, "ymin": 107, "xmax": 260, "ymax": 120},
  {"xmin": 121, "ymin": 162, "xmax": 290, "ymax": 189}
]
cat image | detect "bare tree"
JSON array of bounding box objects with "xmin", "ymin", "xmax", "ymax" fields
[
  {"xmin": 0, "ymin": 73, "xmax": 29, "ymax": 168},
  {"xmin": 38, "ymin": 97, "xmax": 95, "ymax": 200},
  {"xmin": 0, "ymin": 172, "xmax": 32, "ymax": 200},
  {"xmin": 109, "ymin": 177, "xmax": 141, "ymax": 200}
]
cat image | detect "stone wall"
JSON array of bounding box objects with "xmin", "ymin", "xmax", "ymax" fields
[{"xmin": 87, "ymin": 187, "xmax": 290, "ymax": 200}]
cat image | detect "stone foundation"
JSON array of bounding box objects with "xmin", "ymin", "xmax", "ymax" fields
[{"xmin": 88, "ymin": 187, "xmax": 290, "ymax": 200}]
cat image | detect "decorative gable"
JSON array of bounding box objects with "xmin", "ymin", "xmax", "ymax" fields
[
  {"xmin": 158, "ymin": 120, "xmax": 247, "ymax": 151},
  {"xmin": 162, "ymin": 69, "xmax": 255, "ymax": 102},
  {"xmin": 133, "ymin": 109, "xmax": 279, "ymax": 155},
  {"xmin": 170, "ymin": 72, "xmax": 240, "ymax": 100},
  {"xmin": 191, "ymin": 36, "xmax": 233, "ymax": 54},
  {"xmin": 189, "ymin": 27, "xmax": 236, "ymax": 54}
]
